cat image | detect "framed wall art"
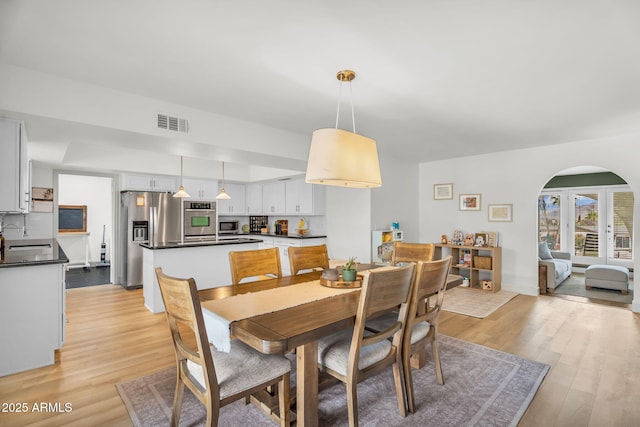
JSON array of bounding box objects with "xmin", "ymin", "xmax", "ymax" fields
[
  {"xmin": 488, "ymin": 204, "xmax": 513, "ymax": 222},
  {"xmin": 459, "ymin": 194, "xmax": 481, "ymax": 211},
  {"xmin": 433, "ymin": 183, "xmax": 453, "ymax": 200}
]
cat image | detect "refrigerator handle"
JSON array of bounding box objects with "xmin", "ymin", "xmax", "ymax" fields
[{"xmin": 149, "ymin": 207, "xmax": 157, "ymax": 245}]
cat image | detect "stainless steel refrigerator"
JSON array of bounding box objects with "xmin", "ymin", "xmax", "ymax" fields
[{"xmin": 118, "ymin": 191, "xmax": 182, "ymax": 289}]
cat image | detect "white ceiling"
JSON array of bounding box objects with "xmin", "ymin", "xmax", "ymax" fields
[{"xmin": 1, "ymin": 0, "xmax": 640, "ymax": 176}]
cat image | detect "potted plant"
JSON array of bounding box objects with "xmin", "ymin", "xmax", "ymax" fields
[{"xmin": 342, "ymin": 256, "xmax": 358, "ymax": 281}]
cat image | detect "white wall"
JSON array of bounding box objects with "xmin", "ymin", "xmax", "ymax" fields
[
  {"xmin": 325, "ymin": 186, "xmax": 372, "ymax": 263},
  {"xmin": 371, "ymin": 156, "xmax": 419, "ymax": 241},
  {"xmin": 58, "ymin": 174, "xmax": 113, "ymax": 263},
  {"xmin": 418, "ymin": 132, "xmax": 640, "ymax": 312}
]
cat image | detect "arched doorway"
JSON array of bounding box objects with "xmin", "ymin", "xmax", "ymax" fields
[{"xmin": 538, "ymin": 166, "xmax": 634, "ymax": 305}]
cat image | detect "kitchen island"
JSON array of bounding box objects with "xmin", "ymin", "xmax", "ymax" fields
[
  {"xmin": 0, "ymin": 239, "xmax": 69, "ymax": 377},
  {"xmin": 140, "ymin": 237, "xmax": 262, "ymax": 313}
]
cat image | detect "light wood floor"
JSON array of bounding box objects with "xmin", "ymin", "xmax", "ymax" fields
[{"xmin": 1, "ymin": 284, "xmax": 639, "ymax": 426}]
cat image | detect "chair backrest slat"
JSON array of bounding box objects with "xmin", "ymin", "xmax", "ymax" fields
[
  {"xmin": 288, "ymin": 244, "xmax": 329, "ymax": 275},
  {"xmin": 392, "ymin": 242, "xmax": 435, "ymax": 265},
  {"xmin": 229, "ymin": 247, "xmax": 282, "ymax": 284}
]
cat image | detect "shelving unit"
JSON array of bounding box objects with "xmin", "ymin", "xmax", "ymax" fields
[{"xmin": 433, "ymin": 244, "xmax": 502, "ymax": 292}]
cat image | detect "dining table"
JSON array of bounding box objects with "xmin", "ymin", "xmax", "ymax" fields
[{"xmin": 199, "ymin": 268, "xmax": 463, "ymax": 427}]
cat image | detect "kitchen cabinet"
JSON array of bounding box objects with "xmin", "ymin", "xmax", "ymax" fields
[
  {"xmin": 122, "ymin": 173, "xmax": 177, "ymax": 192},
  {"xmin": 262, "ymin": 181, "xmax": 286, "ymax": 214},
  {"xmin": 182, "ymin": 178, "xmax": 218, "ymax": 200},
  {"xmin": 245, "ymin": 182, "xmax": 263, "ymax": 214},
  {"xmin": 0, "ymin": 118, "xmax": 30, "ymax": 213},
  {"xmin": 285, "ymin": 178, "xmax": 325, "ymax": 215},
  {"xmin": 0, "ymin": 263, "xmax": 66, "ymax": 376},
  {"xmin": 217, "ymin": 182, "xmax": 246, "ymax": 215}
]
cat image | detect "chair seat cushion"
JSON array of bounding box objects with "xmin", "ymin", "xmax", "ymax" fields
[
  {"xmin": 318, "ymin": 329, "xmax": 392, "ymax": 377},
  {"xmin": 366, "ymin": 312, "xmax": 432, "ymax": 345},
  {"xmin": 187, "ymin": 339, "xmax": 291, "ymax": 400}
]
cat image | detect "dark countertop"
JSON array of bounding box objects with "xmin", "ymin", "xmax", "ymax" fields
[
  {"xmin": 140, "ymin": 237, "xmax": 263, "ymax": 250},
  {"xmin": 242, "ymin": 233, "xmax": 327, "ymax": 239},
  {"xmin": 0, "ymin": 239, "xmax": 69, "ymax": 268}
]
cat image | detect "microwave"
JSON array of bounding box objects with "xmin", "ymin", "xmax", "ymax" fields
[{"xmin": 218, "ymin": 220, "xmax": 239, "ymax": 235}]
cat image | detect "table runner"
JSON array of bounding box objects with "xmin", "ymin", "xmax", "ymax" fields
[{"xmin": 201, "ymin": 280, "xmax": 360, "ymax": 352}]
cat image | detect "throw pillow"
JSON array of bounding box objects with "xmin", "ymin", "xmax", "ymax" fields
[{"xmin": 538, "ymin": 242, "xmax": 553, "ymax": 260}]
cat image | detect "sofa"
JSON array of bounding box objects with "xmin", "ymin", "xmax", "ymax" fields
[{"xmin": 538, "ymin": 242, "xmax": 572, "ymax": 292}]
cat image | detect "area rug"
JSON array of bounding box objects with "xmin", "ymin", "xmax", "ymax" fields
[
  {"xmin": 554, "ymin": 274, "xmax": 633, "ymax": 304},
  {"xmin": 442, "ymin": 286, "xmax": 519, "ymax": 318},
  {"xmin": 116, "ymin": 335, "xmax": 548, "ymax": 427}
]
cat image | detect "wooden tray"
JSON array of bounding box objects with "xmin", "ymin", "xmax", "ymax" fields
[{"xmin": 320, "ymin": 274, "xmax": 364, "ymax": 288}]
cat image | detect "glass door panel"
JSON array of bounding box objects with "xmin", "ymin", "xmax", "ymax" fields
[
  {"xmin": 538, "ymin": 193, "xmax": 562, "ymax": 250},
  {"xmin": 607, "ymin": 190, "xmax": 633, "ymax": 268},
  {"xmin": 572, "ymin": 191, "xmax": 604, "ymax": 265}
]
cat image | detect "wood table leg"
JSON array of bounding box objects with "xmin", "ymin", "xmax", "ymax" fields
[{"xmin": 296, "ymin": 341, "xmax": 319, "ymax": 427}]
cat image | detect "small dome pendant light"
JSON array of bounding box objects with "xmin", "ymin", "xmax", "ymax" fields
[
  {"xmin": 216, "ymin": 161, "xmax": 231, "ymax": 200},
  {"xmin": 173, "ymin": 156, "xmax": 191, "ymax": 198}
]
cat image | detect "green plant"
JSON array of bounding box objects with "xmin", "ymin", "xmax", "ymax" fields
[{"xmin": 344, "ymin": 256, "xmax": 357, "ymax": 271}]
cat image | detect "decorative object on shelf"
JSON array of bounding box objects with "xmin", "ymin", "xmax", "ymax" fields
[
  {"xmin": 241, "ymin": 224, "xmax": 250, "ymax": 233},
  {"xmin": 488, "ymin": 204, "xmax": 513, "ymax": 222},
  {"xmin": 215, "ymin": 161, "xmax": 231, "ymax": 200},
  {"xmin": 441, "ymin": 234, "xmax": 448, "ymax": 244},
  {"xmin": 485, "ymin": 231, "xmax": 499, "ymax": 247},
  {"xmin": 306, "ymin": 70, "xmax": 382, "ymax": 188},
  {"xmin": 31, "ymin": 187, "xmax": 54, "ymax": 212},
  {"xmin": 341, "ymin": 256, "xmax": 358, "ymax": 281},
  {"xmin": 482, "ymin": 280, "xmax": 493, "ymax": 291},
  {"xmin": 172, "ymin": 156, "xmax": 191, "ymax": 198},
  {"xmin": 460, "ymin": 194, "xmax": 481, "ymax": 211},
  {"xmin": 463, "ymin": 233, "xmax": 474, "ymax": 246},
  {"xmin": 462, "ymin": 277, "xmax": 469, "ymax": 287},
  {"xmin": 474, "ymin": 232, "xmax": 488, "ymax": 247},
  {"xmin": 452, "ymin": 229, "xmax": 464, "ymax": 245},
  {"xmin": 433, "ymin": 183, "xmax": 453, "ymax": 200}
]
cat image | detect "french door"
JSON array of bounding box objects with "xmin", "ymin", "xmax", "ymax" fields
[{"xmin": 539, "ymin": 186, "xmax": 633, "ymax": 269}]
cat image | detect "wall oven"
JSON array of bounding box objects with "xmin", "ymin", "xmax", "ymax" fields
[
  {"xmin": 184, "ymin": 201, "xmax": 217, "ymax": 239},
  {"xmin": 218, "ymin": 220, "xmax": 239, "ymax": 235}
]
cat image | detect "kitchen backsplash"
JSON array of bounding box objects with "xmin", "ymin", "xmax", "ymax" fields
[
  {"xmin": 1, "ymin": 212, "xmax": 53, "ymax": 240},
  {"xmin": 221, "ymin": 215, "xmax": 326, "ymax": 235}
]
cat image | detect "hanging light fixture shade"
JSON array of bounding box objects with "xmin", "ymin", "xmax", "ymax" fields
[
  {"xmin": 305, "ymin": 70, "xmax": 382, "ymax": 188},
  {"xmin": 173, "ymin": 156, "xmax": 191, "ymax": 198},
  {"xmin": 216, "ymin": 161, "xmax": 231, "ymax": 200}
]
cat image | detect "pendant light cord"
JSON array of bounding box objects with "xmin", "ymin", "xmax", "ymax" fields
[{"xmin": 334, "ymin": 80, "xmax": 357, "ymax": 134}]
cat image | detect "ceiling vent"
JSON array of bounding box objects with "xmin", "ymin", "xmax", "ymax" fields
[{"xmin": 157, "ymin": 113, "xmax": 189, "ymax": 133}]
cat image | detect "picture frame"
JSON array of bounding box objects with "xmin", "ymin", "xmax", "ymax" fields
[
  {"xmin": 459, "ymin": 194, "xmax": 481, "ymax": 211},
  {"xmin": 488, "ymin": 204, "xmax": 513, "ymax": 222},
  {"xmin": 433, "ymin": 183, "xmax": 453, "ymax": 200}
]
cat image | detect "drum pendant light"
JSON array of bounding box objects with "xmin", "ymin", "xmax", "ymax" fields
[
  {"xmin": 173, "ymin": 156, "xmax": 191, "ymax": 198},
  {"xmin": 305, "ymin": 70, "xmax": 382, "ymax": 188},
  {"xmin": 216, "ymin": 161, "xmax": 231, "ymax": 200}
]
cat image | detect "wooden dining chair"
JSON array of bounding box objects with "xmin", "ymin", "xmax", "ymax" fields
[
  {"xmin": 391, "ymin": 242, "xmax": 435, "ymax": 265},
  {"xmin": 155, "ymin": 267, "xmax": 291, "ymax": 427},
  {"xmin": 288, "ymin": 244, "xmax": 329, "ymax": 275},
  {"xmin": 365, "ymin": 256, "xmax": 452, "ymax": 413},
  {"xmin": 316, "ymin": 263, "xmax": 416, "ymax": 426},
  {"xmin": 229, "ymin": 247, "xmax": 282, "ymax": 284}
]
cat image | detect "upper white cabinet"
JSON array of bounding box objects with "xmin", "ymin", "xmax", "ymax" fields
[
  {"xmin": 122, "ymin": 174, "xmax": 176, "ymax": 192},
  {"xmin": 0, "ymin": 118, "xmax": 30, "ymax": 213},
  {"xmin": 262, "ymin": 182, "xmax": 286, "ymax": 214},
  {"xmin": 285, "ymin": 178, "xmax": 325, "ymax": 215},
  {"xmin": 182, "ymin": 178, "xmax": 218, "ymax": 200},
  {"xmin": 217, "ymin": 182, "xmax": 246, "ymax": 215},
  {"xmin": 245, "ymin": 183, "xmax": 263, "ymax": 214}
]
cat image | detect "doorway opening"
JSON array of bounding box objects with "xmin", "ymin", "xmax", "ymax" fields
[
  {"xmin": 56, "ymin": 172, "xmax": 115, "ymax": 289},
  {"xmin": 538, "ymin": 167, "xmax": 634, "ymax": 305}
]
